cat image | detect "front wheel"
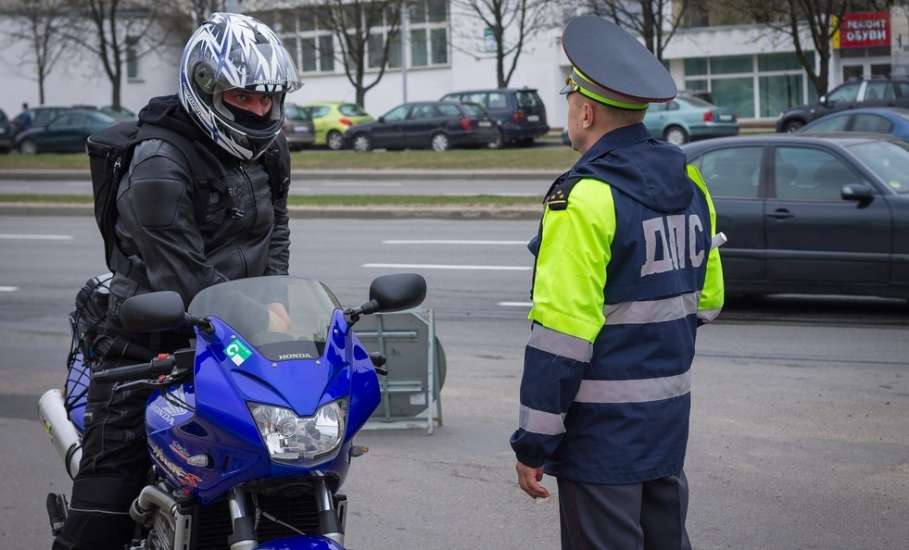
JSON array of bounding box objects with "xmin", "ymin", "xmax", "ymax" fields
[
  {"xmin": 431, "ymin": 133, "xmax": 450, "ymax": 152},
  {"xmin": 663, "ymin": 125, "xmax": 688, "ymax": 145},
  {"xmin": 19, "ymin": 139, "xmax": 37, "ymax": 154},
  {"xmin": 352, "ymin": 134, "xmax": 371, "ymax": 152},
  {"xmin": 327, "ymin": 130, "xmax": 344, "ymax": 151}
]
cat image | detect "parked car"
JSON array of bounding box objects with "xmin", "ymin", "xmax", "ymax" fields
[
  {"xmin": 799, "ymin": 107, "xmax": 909, "ymax": 142},
  {"xmin": 683, "ymin": 134, "xmax": 909, "ymax": 300},
  {"xmin": 282, "ymin": 103, "xmax": 316, "ymax": 150},
  {"xmin": 439, "ymin": 88, "xmax": 548, "ymax": 146},
  {"xmin": 344, "ymin": 101, "xmax": 500, "ymax": 152},
  {"xmin": 11, "ymin": 105, "xmax": 73, "ymax": 136},
  {"xmin": 300, "ymin": 101, "xmax": 373, "ymax": 150},
  {"xmin": 776, "ymin": 77, "xmax": 909, "ymax": 132},
  {"xmin": 15, "ymin": 109, "xmax": 116, "ymax": 154},
  {"xmin": 0, "ymin": 109, "xmax": 12, "ymax": 153},
  {"xmin": 644, "ymin": 94, "xmax": 738, "ymax": 145}
]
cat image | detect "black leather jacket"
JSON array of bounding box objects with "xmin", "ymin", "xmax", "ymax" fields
[{"xmin": 102, "ymin": 96, "xmax": 290, "ymax": 359}]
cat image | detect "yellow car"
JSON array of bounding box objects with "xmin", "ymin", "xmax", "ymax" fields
[{"xmin": 299, "ymin": 101, "xmax": 374, "ymax": 150}]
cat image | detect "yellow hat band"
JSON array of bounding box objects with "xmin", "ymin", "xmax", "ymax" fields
[{"xmin": 568, "ymin": 68, "xmax": 649, "ymax": 111}]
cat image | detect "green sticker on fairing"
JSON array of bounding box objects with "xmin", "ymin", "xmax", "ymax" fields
[{"xmin": 225, "ymin": 338, "xmax": 252, "ymax": 366}]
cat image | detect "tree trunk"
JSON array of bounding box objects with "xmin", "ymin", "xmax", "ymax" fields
[
  {"xmin": 38, "ymin": 75, "xmax": 46, "ymax": 105},
  {"xmin": 112, "ymin": 72, "xmax": 122, "ymax": 110}
]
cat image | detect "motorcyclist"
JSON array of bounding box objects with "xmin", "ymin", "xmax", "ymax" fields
[{"xmin": 53, "ymin": 13, "xmax": 301, "ymax": 550}]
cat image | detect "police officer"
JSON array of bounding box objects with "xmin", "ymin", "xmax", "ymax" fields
[
  {"xmin": 53, "ymin": 13, "xmax": 300, "ymax": 550},
  {"xmin": 510, "ymin": 16, "xmax": 724, "ymax": 550}
]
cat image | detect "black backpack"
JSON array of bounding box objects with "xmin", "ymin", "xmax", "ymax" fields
[{"xmin": 86, "ymin": 122, "xmax": 290, "ymax": 273}]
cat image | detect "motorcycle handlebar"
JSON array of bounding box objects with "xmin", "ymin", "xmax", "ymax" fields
[{"xmin": 93, "ymin": 355, "xmax": 176, "ymax": 384}]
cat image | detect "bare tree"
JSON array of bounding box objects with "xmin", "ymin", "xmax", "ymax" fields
[
  {"xmin": 581, "ymin": 0, "xmax": 689, "ymax": 61},
  {"xmin": 188, "ymin": 0, "xmax": 225, "ymax": 26},
  {"xmin": 65, "ymin": 0, "xmax": 178, "ymax": 110},
  {"xmin": 0, "ymin": 0, "xmax": 73, "ymax": 104},
  {"xmin": 453, "ymin": 0, "xmax": 553, "ymax": 88},
  {"xmin": 312, "ymin": 0, "xmax": 404, "ymax": 107}
]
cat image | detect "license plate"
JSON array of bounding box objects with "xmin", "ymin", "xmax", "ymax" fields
[
  {"xmin": 479, "ymin": 121, "xmax": 492, "ymax": 127},
  {"xmin": 528, "ymin": 115, "xmax": 540, "ymax": 122},
  {"xmin": 718, "ymin": 114, "xmax": 733, "ymax": 122},
  {"xmin": 293, "ymin": 126, "xmax": 310, "ymax": 133}
]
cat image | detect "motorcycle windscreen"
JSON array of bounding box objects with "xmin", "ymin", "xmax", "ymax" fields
[{"xmin": 189, "ymin": 276, "xmax": 340, "ymax": 363}]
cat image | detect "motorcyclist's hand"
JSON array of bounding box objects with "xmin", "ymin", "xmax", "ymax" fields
[
  {"xmin": 267, "ymin": 302, "xmax": 292, "ymax": 333},
  {"xmin": 516, "ymin": 461, "xmax": 550, "ymax": 499}
]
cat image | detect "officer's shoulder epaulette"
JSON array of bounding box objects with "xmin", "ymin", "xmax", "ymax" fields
[{"xmin": 545, "ymin": 178, "xmax": 581, "ymax": 211}]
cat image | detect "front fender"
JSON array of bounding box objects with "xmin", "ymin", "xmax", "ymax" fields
[{"xmin": 255, "ymin": 535, "xmax": 344, "ymax": 550}]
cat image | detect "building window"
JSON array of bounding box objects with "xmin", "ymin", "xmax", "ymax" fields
[
  {"xmin": 683, "ymin": 52, "xmax": 813, "ymax": 119},
  {"xmin": 126, "ymin": 36, "xmax": 139, "ymax": 80},
  {"xmin": 409, "ymin": 0, "xmax": 449, "ymax": 67}
]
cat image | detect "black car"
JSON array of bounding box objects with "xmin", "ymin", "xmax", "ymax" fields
[
  {"xmin": 0, "ymin": 109, "xmax": 12, "ymax": 153},
  {"xmin": 683, "ymin": 134, "xmax": 909, "ymax": 300},
  {"xmin": 11, "ymin": 105, "xmax": 74, "ymax": 136},
  {"xmin": 776, "ymin": 78, "xmax": 909, "ymax": 132},
  {"xmin": 15, "ymin": 109, "xmax": 116, "ymax": 154},
  {"xmin": 344, "ymin": 101, "xmax": 500, "ymax": 152},
  {"xmin": 440, "ymin": 88, "xmax": 549, "ymax": 146}
]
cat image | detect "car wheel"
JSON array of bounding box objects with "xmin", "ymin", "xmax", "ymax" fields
[
  {"xmin": 352, "ymin": 134, "xmax": 371, "ymax": 152},
  {"xmin": 663, "ymin": 125, "xmax": 689, "ymax": 145},
  {"xmin": 19, "ymin": 139, "xmax": 37, "ymax": 155},
  {"xmin": 431, "ymin": 133, "xmax": 450, "ymax": 152},
  {"xmin": 488, "ymin": 130, "xmax": 504, "ymax": 149},
  {"xmin": 327, "ymin": 130, "xmax": 344, "ymax": 151},
  {"xmin": 782, "ymin": 119, "xmax": 804, "ymax": 133}
]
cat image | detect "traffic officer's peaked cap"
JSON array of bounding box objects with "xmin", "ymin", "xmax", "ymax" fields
[{"xmin": 561, "ymin": 16, "xmax": 677, "ymax": 110}]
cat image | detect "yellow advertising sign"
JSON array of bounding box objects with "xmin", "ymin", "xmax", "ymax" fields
[{"xmin": 831, "ymin": 15, "xmax": 840, "ymax": 49}]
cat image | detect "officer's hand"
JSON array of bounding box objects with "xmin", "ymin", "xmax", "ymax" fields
[
  {"xmin": 516, "ymin": 461, "xmax": 550, "ymax": 499},
  {"xmin": 267, "ymin": 302, "xmax": 292, "ymax": 333}
]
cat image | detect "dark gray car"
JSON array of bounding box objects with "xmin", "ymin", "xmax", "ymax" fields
[{"xmin": 683, "ymin": 134, "xmax": 909, "ymax": 300}]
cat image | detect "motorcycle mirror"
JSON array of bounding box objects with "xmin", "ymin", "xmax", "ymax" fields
[
  {"xmin": 119, "ymin": 291, "xmax": 187, "ymax": 333},
  {"xmin": 362, "ymin": 273, "xmax": 426, "ymax": 315}
]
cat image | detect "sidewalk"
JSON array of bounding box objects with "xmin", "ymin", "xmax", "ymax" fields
[{"xmin": 0, "ymin": 168, "xmax": 561, "ymax": 182}]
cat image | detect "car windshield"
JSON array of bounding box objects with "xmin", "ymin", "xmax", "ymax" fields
[
  {"xmin": 680, "ymin": 96, "xmax": 713, "ymax": 108},
  {"xmin": 516, "ymin": 91, "xmax": 540, "ymax": 108},
  {"xmin": 188, "ymin": 276, "xmax": 341, "ymax": 361},
  {"xmin": 339, "ymin": 104, "xmax": 368, "ymax": 116},
  {"xmin": 462, "ymin": 103, "xmax": 486, "ymax": 117},
  {"xmin": 848, "ymin": 141, "xmax": 909, "ymax": 194}
]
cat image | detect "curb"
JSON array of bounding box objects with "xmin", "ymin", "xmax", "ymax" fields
[
  {"xmin": 0, "ymin": 203, "xmax": 541, "ymax": 220},
  {"xmin": 0, "ymin": 169, "xmax": 559, "ymax": 182}
]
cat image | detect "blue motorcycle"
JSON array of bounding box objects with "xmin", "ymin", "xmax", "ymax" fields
[{"xmin": 39, "ymin": 273, "xmax": 426, "ymax": 550}]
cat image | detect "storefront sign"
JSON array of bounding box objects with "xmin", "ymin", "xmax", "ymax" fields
[{"xmin": 834, "ymin": 12, "xmax": 890, "ymax": 49}]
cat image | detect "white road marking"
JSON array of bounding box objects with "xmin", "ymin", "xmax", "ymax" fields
[
  {"xmin": 382, "ymin": 239, "xmax": 527, "ymax": 246},
  {"xmin": 0, "ymin": 234, "xmax": 73, "ymax": 241},
  {"xmin": 498, "ymin": 302, "xmax": 533, "ymax": 307},
  {"xmin": 362, "ymin": 263, "xmax": 531, "ymax": 271},
  {"xmin": 0, "ymin": 286, "xmax": 19, "ymax": 292}
]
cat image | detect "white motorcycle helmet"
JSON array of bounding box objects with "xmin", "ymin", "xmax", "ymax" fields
[{"xmin": 179, "ymin": 13, "xmax": 302, "ymax": 161}]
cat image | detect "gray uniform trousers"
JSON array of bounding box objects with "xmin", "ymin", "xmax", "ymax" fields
[{"xmin": 558, "ymin": 470, "xmax": 692, "ymax": 550}]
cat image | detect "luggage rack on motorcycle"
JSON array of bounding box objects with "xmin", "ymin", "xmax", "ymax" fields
[{"xmin": 355, "ymin": 309, "xmax": 445, "ymax": 435}]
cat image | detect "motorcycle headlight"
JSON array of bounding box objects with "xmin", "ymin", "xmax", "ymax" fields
[{"xmin": 249, "ymin": 400, "xmax": 347, "ymax": 466}]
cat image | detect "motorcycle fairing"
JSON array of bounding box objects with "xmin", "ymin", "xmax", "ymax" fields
[
  {"xmin": 253, "ymin": 535, "xmax": 345, "ymax": 549},
  {"xmin": 146, "ymin": 309, "xmax": 381, "ymax": 505}
]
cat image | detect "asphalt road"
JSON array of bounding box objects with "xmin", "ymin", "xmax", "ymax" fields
[
  {"xmin": 1, "ymin": 215, "xmax": 908, "ymax": 549},
  {"xmin": 0, "ymin": 176, "xmax": 552, "ymax": 197}
]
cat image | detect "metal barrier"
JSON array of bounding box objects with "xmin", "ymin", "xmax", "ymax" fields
[{"xmin": 355, "ymin": 309, "xmax": 446, "ymax": 434}]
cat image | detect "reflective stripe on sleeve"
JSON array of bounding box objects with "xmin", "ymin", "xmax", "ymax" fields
[
  {"xmin": 519, "ymin": 404, "xmax": 566, "ymax": 435},
  {"xmin": 527, "ymin": 324, "xmax": 593, "ymax": 363},
  {"xmin": 604, "ymin": 291, "xmax": 699, "ymax": 325},
  {"xmin": 698, "ymin": 308, "xmax": 721, "ymax": 322},
  {"xmin": 575, "ymin": 371, "xmax": 691, "ymax": 404}
]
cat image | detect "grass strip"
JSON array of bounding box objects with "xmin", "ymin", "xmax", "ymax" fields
[
  {"xmin": 0, "ymin": 147, "xmax": 578, "ymax": 171},
  {"xmin": 0, "ymin": 193, "xmax": 542, "ymax": 207}
]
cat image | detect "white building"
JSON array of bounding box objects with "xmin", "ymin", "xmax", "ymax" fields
[{"xmin": 4, "ymin": 2, "xmax": 909, "ymax": 128}]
